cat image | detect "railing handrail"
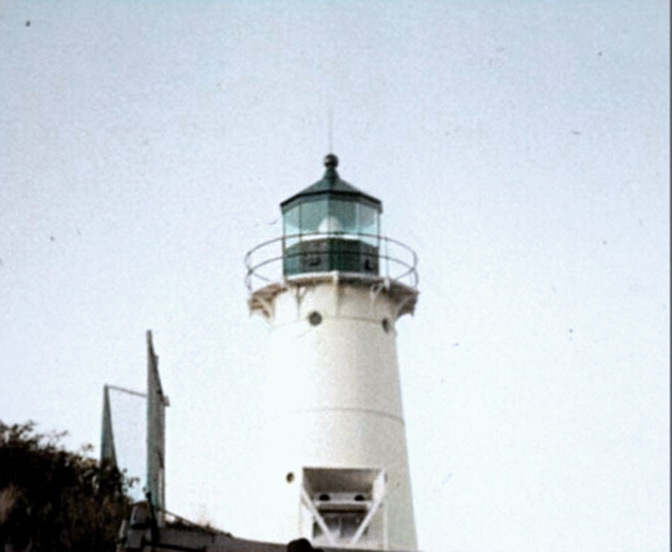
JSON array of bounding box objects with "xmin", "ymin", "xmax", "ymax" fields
[{"xmin": 244, "ymin": 231, "xmax": 418, "ymax": 293}]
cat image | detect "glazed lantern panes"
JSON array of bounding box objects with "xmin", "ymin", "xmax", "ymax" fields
[
  {"xmin": 283, "ymin": 200, "xmax": 376, "ymax": 239},
  {"xmin": 358, "ymin": 204, "xmax": 379, "ymax": 246},
  {"xmin": 327, "ymin": 199, "xmax": 357, "ymax": 234},
  {"xmin": 301, "ymin": 200, "xmax": 330, "ymax": 235},
  {"xmin": 283, "ymin": 204, "xmax": 301, "ymax": 248}
]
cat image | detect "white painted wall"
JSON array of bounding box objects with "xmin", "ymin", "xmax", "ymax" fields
[{"xmin": 254, "ymin": 279, "xmax": 418, "ymax": 550}]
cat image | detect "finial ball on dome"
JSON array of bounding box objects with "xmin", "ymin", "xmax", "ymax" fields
[{"xmin": 324, "ymin": 154, "xmax": 339, "ymax": 168}]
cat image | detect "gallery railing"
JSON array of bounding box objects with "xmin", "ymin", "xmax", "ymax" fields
[{"xmin": 245, "ymin": 231, "xmax": 418, "ymax": 294}]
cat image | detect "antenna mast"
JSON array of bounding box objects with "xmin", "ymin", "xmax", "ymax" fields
[{"xmin": 328, "ymin": 107, "xmax": 334, "ymax": 153}]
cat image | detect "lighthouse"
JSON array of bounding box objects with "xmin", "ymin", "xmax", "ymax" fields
[{"xmin": 245, "ymin": 155, "xmax": 419, "ymax": 550}]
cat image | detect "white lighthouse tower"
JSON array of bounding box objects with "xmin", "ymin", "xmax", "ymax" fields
[{"xmin": 245, "ymin": 155, "xmax": 419, "ymax": 551}]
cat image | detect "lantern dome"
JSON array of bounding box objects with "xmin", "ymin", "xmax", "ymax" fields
[{"xmin": 280, "ymin": 154, "xmax": 382, "ymax": 214}]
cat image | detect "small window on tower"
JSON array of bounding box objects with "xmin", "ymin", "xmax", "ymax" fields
[{"xmin": 308, "ymin": 311, "xmax": 322, "ymax": 326}]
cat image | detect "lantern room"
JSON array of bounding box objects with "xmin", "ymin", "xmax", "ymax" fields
[{"xmin": 280, "ymin": 154, "xmax": 382, "ymax": 276}]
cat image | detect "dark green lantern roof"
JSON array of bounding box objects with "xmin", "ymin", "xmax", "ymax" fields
[{"xmin": 280, "ymin": 154, "xmax": 383, "ymax": 213}]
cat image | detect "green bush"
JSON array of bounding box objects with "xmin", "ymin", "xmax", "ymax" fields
[{"xmin": 0, "ymin": 421, "xmax": 134, "ymax": 552}]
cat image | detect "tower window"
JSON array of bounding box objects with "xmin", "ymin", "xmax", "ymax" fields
[{"xmin": 308, "ymin": 311, "xmax": 322, "ymax": 326}]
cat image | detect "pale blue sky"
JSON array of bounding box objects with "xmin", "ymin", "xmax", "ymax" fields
[{"xmin": 0, "ymin": 1, "xmax": 669, "ymax": 551}]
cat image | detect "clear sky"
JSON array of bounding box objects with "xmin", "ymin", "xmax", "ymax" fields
[{"xmin": 0, "ymin": 1, "xmax": 669, "ymax": 551}]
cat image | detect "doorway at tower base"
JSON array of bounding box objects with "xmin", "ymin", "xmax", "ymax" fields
[{"xmin": 300, "ymin": 467, "xmax": 386, "ymax": 548}]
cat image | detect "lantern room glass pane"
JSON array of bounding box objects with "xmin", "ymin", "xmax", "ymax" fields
[
  {"xmin": 301, "ymin": 200, "xmax": 329, "ymax": 235},
  {"xmin": 283, "ymin": 205, "xmax": 300, "ymax": 247},
  {"xmin": 329, "ymin": 200, "xmax": 357, "ymax": 234},
  {"xmin": 359, "ymin": 204, "xmax": 379, "ymax": 246}
]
